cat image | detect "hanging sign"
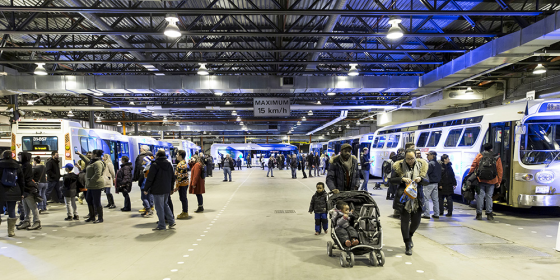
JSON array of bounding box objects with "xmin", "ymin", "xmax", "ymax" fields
[
  {"xmin": 526, "ymin": 90, "xmax": 535, "ymax": 100},
  {"xmin": 253, "ymin": 98, "xmax": 291, "ymax": 117}
]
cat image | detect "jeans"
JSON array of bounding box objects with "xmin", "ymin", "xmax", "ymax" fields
[
  {"xmin": 122, "ymin": 191, "xmax": 131, "ymax": 210},
  {"xmin": 37, "ymin": 183, "xmax": 48, "ymax": 210},
  {"xmin": 321, "ymin": 165, "xmax": 326, "ymax": 175},
  {"xmin": 86, "ymin": 189, "xmax": 102, "ymax": 210},
  {"xmin": 179, "ymin": 185, "xmax": 188, "ymax": 213},
  {"xmin": 47, "ymin": 181, "xmax": 63, "ymax": 203},
  {"xmin": 477, "ymin": 182, "xmax": 495, "ymax": 214},
  {"xmin": 361, "ymin": 170, "xmax": 370, "ymax": 190},
  {"xmin": 315, "ymin": 166, "xmax": 320, "ymax": 177},
  {"xmin": 64, "ymin": 196, "xmax": 78, "ymax": 217},
  {"xmin": 5, "ymin": 201, "xmax": 16, "ymax": 218},
  {"xmin": 291, "ymin": 167, "xmax": 297, "ymax": 178},
  {"xmin": 439, "ymin": 194, "xmax": 453, "ymax": 215},
  {"xmin": 105, "ymin": 187, "xmax": 111, "ymax": 194},
  {"xmin": 153, "ymin": 194, "xmax": 175, "ymax": 229},
  {"xmin": 314, "ymin": 213, "xmax": 328, "ymax": 232},
  {"xmin": 301, "ymin": 162, "xmax": 307, "ymax": 178},
  {"xmin": 423, "ymin": 183, "xmax": 439, "ymax": 217},
  {"xmin": 308, "ymin": 166, "xmax": 314, "ymax": 177},
  {"xmin": 141, "ymin": 190, "xmax": 154, "ymax": 209},
  {"xmin": 400, "ymin": 209, "xmax": 422, "ymax": 241},
  {"xmin": 223, "ymin": 167, "xmax": 232, "ymax": 181},
  {"xmin": 23, "ymin": 196, "xmax": 40, "ymax": 223},
  {"xmin": 267, "ymin": 167, "xmax": 274, "ymax": 177}
]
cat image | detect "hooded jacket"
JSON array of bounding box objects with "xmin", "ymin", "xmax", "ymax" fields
[
  {"xmin": 116, "ymin": 162, "xmax": 133, "ymax": 192},
  {"xmin": 326, "ymin": 154, "xmax": 360, "ymax": 192},
  {"xmin": 0, "ymin": 158, "xmax": 25, "ymax": 201},
  {"xmin": 103, "ymin": 159, "xmax": 115, "ymax": 189},
  {"xmin": 20, "ymin": 152, "xmax": 37, "ymax": 195},
  {"xmin": 85, "ymin": 157, "xmax": 106, "ymax": 190},
  {"xmin": 134, "ymin": 150, "xmax": 153, "ymax": 182},
  {"xmin": 45, "ymin": 156, "xmax": 61, "ymax": 182},
  {"xmin": 144, "ymin": 155, "xmax": 175, "ymax": 195},
  {"xmin": 309, "ymin": 190, "xmax": 328, "ymax": 213},
  {"xmin": 390, "ymin": 159, "xmax": 429, "ymax": 212}
]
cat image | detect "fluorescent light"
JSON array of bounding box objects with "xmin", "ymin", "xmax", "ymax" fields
[
  {"xmin": 117, "ymin": 122, "xmax": 122, "ymax": 127},
  {"xmin": 203, "ymin": 131, "xmax": 207, "ymax": 134},
  {"xmin": 533, "ymin": 63, "xmax": 546, "ymax": 74},
  {"xmin": 387, "ymin": 17, "xmax": 404, "ymax": 39},
  {"xmin": 348, "ymin": 64, "xmax": 359, "ymax": 76},
  {"xmin": 198, "ymin": 63, "xmax": 209, "ymax": 75},
  {"xmin": 356, "ymin": 120, "xmax": 361, "ymax": 125},
  {"xmin": 67, "ymin": 110, "xmax": 74, "ymax": 117},
  {"xmin": 236, "ymin": 116, "xmax": 241, "ymax": 121},
  {"xmin": 154, "ymin": 73, "xmax": 165, "ymax": 76},
  {"xmin": 232, "ymin": 110, "xmax": 237, "ymax": 116},
  {"xmin": 34, "ymin": 63, "xmax": 47, "ymax": 75},
  {"xmin": 214, "ymin": 92, "xmax": 223, "ymax": 96},
  {"xmin": 297, "ymin": 121, "xmax": 301, "ymax": 125},
  {"xmin": 327, "ymin": 92, "xmax": 336, "ymax": 96},
  {"xmin": 164, "ymin": 15, "xmax": 181, "ymax": 38},
  {"xmin": 316, "ymin": 100, "xmax": 322, "ymax": 105},
  {"xmin": 308, "ymin": 110, "xmax": 313, "ymax": 116}
]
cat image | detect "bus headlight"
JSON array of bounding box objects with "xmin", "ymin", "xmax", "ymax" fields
[
  {"xmin": 514, "ymin": 173, "xmax": 534, "ymax": 181},
  {"xmin": 535, "ymin": 171, "xmax": 555, "ymax": 184}
]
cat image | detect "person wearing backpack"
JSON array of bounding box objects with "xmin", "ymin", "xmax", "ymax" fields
[
  {"xmin": 469, "ymin": 143, "xmax": 503, "ymax": 221},
  {"xmin": 84, "ymin": 149, "xmax": 106, "ymax": 223},
  {"xmin": 189, "ymin": 155, "xmax": 206, "ymax": 213},
  {"xmin": 0, "ymin": 150, "xmax": 25, "ymax": 237},
  {"xmin": 116, "ymin": 156, "xmax": 133, "ymax": 212}
]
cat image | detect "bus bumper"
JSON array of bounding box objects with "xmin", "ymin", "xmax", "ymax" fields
[{"xmin": 518, "ymin": 194, "xmax": 560, "ymax": 207}]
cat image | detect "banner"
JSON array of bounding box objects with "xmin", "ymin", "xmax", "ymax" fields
[{"xmin": 253, "ymin": 98, "xmax": 290, "ymax": 117}]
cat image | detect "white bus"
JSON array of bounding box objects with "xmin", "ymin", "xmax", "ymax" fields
[
  {"xmin": 326, "ymin": 133, "xmax": 376, "ymax": 170},
  {"xmin": 309, "ymin": 142, "xmax": 328, "ymax": 155},
  {"xmin": 369, "ymin": 99, "xmax": 560, "ymax": 208},
  {"xmin": 167, "ymin": 139, "xmax": 199, "ymax": 163}
]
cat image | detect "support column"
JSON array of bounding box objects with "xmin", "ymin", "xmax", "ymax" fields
[
  {"xmin": 266, "ymin": 136, "xmax": 269, "ymax": 144},
  {"xmin": 122, "ymin": 112, "xmax": 126, "ymax": 135},
  {"xmin": 88, "ymin": 96, "xmax": 95, "ymax": 129},
  {"xmin": 200, "ymin": 137, "xmax": 204, "ymax": 150},
  {"xmin": 134, "ymin": 115, "xmax": 138, "ymax": 135},
  {"xmin": 222, "ymin": 136, "xmax": 224, "ymax": 144},
  {"xmin": 245, "ymin": 136, "xmax": 247, "ymax": 144}
]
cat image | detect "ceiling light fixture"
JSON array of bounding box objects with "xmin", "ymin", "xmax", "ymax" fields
[
  {"xmin": 240, "ymin": 121, "xmax": 244, "ymax": 125},
  {"xmin": 231, "ymin": 110, "xmax": 237, "ymax": 116},
  {"xmin": 27, "ymin": 100, "xmax": 35, "ymax": 106},
  {"xmin": 387, "ymin": 16, "xmax": 404, "ymax": 39},
  {"xmin": 338, "ymin": 126, "xmax": 342, "ymax": 131},
  {"xmin": 117, "ymin": 122, "xmax": 122, "ymax": 127},
  {"xmin": 225, "ymin": 101, "xmax": 232, "ymax": 105},
  {"xmin": 302, "ymin": 116, "xmax": 306, "ymax": 121},
  {"xmin": 96, "ymin": 117, "xmax": 101, "ymax": 123},
  {"xmin": 348, "ymin": 64, "xmax": 359, "ymax": 76},
  {"xmin": 163, "ymin": 116, "xmax": 168, "ymax": 122},
  {"xmin": 236, "ymin": 116, "xmax": 241, "ymax": 121},
  {"xmin": 34, "ymin": 63, "xmax": 47, "ymax": 75},
  {"xmin": 308, "ymin": 110, "xmax": 313, "ymax": 116},
  {"xmin": 297, "ymin": 121, "xmax": 301, "ymax": 125},
  {"xmin": 356, "ymin": 120, "xmax": 361, "ymax": 125},
  {"xmin": 164, "ymin": 14, "xmax": 181, "ymax": 38},
  {"xmin": 346, "ymin": 124, "xmax": 350, "ymax": 129},
  {"xmin": 465, "ymin": 87, "xmax": 474, "ymax": 95},
  {"xmin": 327, "ymin": 132, "xmax": 330, "ymax": 136},
  {"xmin": 214, "ymin": 92, "xmax": 223, "ymax": 96},
  {"xmin": 129, "ymin": 101, "xmax": 135, "ymax": 105},
  {"xmin": 197, "ymin": 63, "xmax": 209, "ymax": 75},
  {"xmin": 316, "ymin": 100, "xmax": 322, "ymax": 105},
  {"xmin": 67, "ymin": 110, "xmax": 74, "ymax": 117},
  {"xmin": 327, "ymin": 92, "xmax": 336, "ymax": 96},
  {"xmin": 533, "ymin": 63, "xmax": 547, "ymax": 75}
]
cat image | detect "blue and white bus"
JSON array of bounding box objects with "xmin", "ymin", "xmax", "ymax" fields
[{"xmin": 210, "ymin": 143, "xmax": 298, "ymax": 166}]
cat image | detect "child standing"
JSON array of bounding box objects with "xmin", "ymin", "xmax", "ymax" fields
[
  {"xmin": 62, "ymin": 163, "xmax": 79, "ymax": 221},
  {"xmin": 332, "ymin": 201, "xmax": 360, "ymax": 247},
  {"xmin": 309, "ymin": 182, "xmax": 328, "ymax": 235}
]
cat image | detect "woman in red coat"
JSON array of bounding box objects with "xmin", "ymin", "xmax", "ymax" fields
[{"xmin": 189, "ymin": 156, "xmax": 206, "ymax": 213}]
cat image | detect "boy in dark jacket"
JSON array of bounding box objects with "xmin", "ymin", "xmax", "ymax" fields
[
  {"xmin": 62, "ymin": 163, "xmax": 79, "ymax": 221},
  {"xmin": 309, "ymin": 182, "xmax": 328, "ymax": 235}
]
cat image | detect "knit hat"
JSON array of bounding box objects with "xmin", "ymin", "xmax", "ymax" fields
[{"xmin": 341, "ymin": 143, "xmax": 352, "ymax": 151}]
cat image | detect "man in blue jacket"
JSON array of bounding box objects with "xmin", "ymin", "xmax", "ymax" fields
[{"xmin": 422, "ymin": 151, "xmax": 442, "ymax": 219}]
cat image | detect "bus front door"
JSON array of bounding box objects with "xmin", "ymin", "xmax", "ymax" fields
[{"xmin": 488, "ymin": 122, "xmax": 513, "ymax": 203}]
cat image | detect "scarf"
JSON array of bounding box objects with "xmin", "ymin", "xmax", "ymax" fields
[{"xmin": 402, "ymin": 160, "xmax": 422, "ymax": 213}]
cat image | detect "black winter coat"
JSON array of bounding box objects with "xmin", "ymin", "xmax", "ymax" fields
[
  {"xmin": 62, "ymin": 172, "xmax": 78, "ymax": 197},
  {"xmin": 307, "ymin": 155, "xmax": 314, "ymax": 167},
  {"xmin": 0, "ymin": 159, "xmax": 25, "ymax": 201},
  {"xmin": 309, "ymin": 191, "xmax": 328, "ymax": 213},
  {"xmin": 427, "ymin": 159, "xmax": 442, "ymax": 184},
  {"xmin": 45, "ymin": 157, "xmax": 61, "ymax": 182},
  {"xmin": 326, "ymin": 155, "xmax": 360, "ymax": 192},
  {"xmin": 290, "ymin": 157, "xmax": 298, "ymax": 168},
  {"xmin": 32, "ymin": 164, "xmax": 47, "ymax": 183},
  {"xmin": 116, "ymin": 162, "xmax": 133, "ymax": 193},
  {"xmin": 133, "ymin": 151, "xmax": 153, "ymax": 182},
  {"xmin": 439, "ymin": 162, "xmax": 457, "ymax": 196},
  {"xmin": 144, "ymin": 156, "xmax": 176, "ymax": 195},
  {"xmin": 20, "ymin": 152, "xmax": 36, "ymax": 196}
]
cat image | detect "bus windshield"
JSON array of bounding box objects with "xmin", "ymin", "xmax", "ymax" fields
[{"xmin": 520, "ymin": 123, "xmax": 560, "ymax": 165}]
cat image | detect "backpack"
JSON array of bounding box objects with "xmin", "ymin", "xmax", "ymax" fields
[
  {"xmin": 382, "ymin": 160, "xmax": 393, "ymax": 177},
  {"xmin": 476, "ymin": 152, "xmax": 498, "ymax": 180},
  {"xmin": 1, "ymin": 168, "xmax": 18, "ymax": 187},
  {"xmin": 200, "ymin": 164, "xmax": 207, "ymax": 180}
]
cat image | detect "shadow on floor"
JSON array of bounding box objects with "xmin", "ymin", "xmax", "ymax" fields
[{"xmin": 135, "ymin": 229, "xmax": 177, "ymax": 241}]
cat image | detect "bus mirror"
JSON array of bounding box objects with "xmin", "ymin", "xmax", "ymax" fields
[{"xmin": 515, "ymin": 126, "xmax": 526, "ymax": 135}]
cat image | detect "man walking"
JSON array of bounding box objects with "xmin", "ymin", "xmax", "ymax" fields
[
  {"xmin": 326, "ymin": 144, "xmax": 360, "ymax": 193},
  {"xmin": 223, "ymin": 154, "xmax": 233, "ymax": 182},
  {"xmin": 470, "ymin": 143, "xmax": 503, "ymax": 221},
  {"xmin": 422, "ymin": 151, "xmax": 442, "ymax": 219},
  {"xmin": 45, "ymin": 151, "xmax": 64, "ymax": 203},
  {"xmin": 290, "ymin": 154, "xmax": 298, "ymax": 179},
  {"xmin": 360, "ymin": 148, "xmax": 371, "ymax": 191}
]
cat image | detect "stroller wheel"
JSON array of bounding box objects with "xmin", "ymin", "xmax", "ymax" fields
[
  {"xmin": 327, "ymin": 241, "xmax": 333, "ymax": 257},
  {"xmin": 378, "ymin": 250, "xmax": 386, "ymax": 266},
  {"xmin": 339, "ymin": 251, "xmax": 349, "ymax": 267},
  {"xmin": 349, "ymin": 252, "xmax": 355, "ymax": 267},
  {"xmin": 369, "ymin": 252, "xmax": 378, "ymax": 267}
]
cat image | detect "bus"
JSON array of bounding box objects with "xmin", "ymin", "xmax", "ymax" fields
[
  {"xmin": 326, "ymin": 133, "xmax": 376, "ymax": 172},
  {"xmin": 370, "ymin": 99, "xmax": 560, "ymax": 208},
  {"xmin": 309, "ymin": 142, "xmax": 328, "ymax": 156},
  {"xmin": 210, "ymin": 143, "xmax": 299, "ymax": 166}
]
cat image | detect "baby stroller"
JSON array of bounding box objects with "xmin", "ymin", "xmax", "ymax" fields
[{"xmin": 326, "ymin": 190, "xmax": 385, "ymax": 267}]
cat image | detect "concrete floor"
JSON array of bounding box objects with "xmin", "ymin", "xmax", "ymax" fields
[{"xmin": 1, "ymin": 167, "xmax": 559, "ymax": 280}]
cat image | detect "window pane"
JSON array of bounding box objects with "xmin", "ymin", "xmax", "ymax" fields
[
  {"xmin": 386, "ymin": 134, "xmax": 400, "ymax": 148},
  {"xmin": 426, "ymin": 131, "xmax": 442, "ymax": 147},
  {"xmin": 80, "ymin": 137, "xmax": 88, "ymax": 154},
  {"xmin": 416, "ymin": 132, "xmax": 429, "ymax": 147},
  {"xmin": 22, "ymin": 136, "xmax": 58, "ymax": 151},
  {"xmin": 377, "ymin": 136, "xmax": 386, "ymax": 148},
  {"xmin": 372, "ymin": 137, "xmax": 379, "ymax": 149},
  {"xmin": 445, "ymin": 129, "xmax": 463, "ymax": 147},
  {"xmin": 459, "ymin": 127, "xmax": 481, "ymax": 147}
]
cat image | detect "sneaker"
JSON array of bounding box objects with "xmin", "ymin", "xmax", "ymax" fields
[
  {"xmin": 421, "ymin": 215, "xmax": 431, "ymax": 219},
  {"xmin": 144, "ymin": 210, "xmax": 154, "ymax": 217},
  {"xmin": 223, "ymin": 180, "xmax": 228, "ymax": 182},
  {"xmin": 73, "ymin": 215, "xmax": 79, "ymax": 220},
  {"xmin": 138, "ymin": 208, "xmax": 147, "ymax": 213},
  {"xmin": 168, "ymin": 223, "xmax": 176, "ymax": 229},
  {"xmin": 432, "ymin": 215, "xmax": 439, "ymax": 219},
  {"xmin": 152, "ymin": 227, "xmax": 165, "ymax": 231},
  {"xmin": 315, "ymin": 232, "xmax": 319, "ymax": 235},
  {"xmin": 151, "ymin": 206, "xmax": 155, "ymax": 211},
  {"xmin": 64, "ymin": 216, "xmax": 72, "ymax": 221}
]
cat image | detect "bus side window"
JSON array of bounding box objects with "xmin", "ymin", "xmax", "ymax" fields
[
  {"xmin": 445, "ymin": 128, "xmax": 463, "ymax": 147},
  {"xmin": 426, "ymin": 131, "xmax": 442, "ymax": 147},
  {"xmin": 416, "ymin": 132, "xmax": 429, "ymax": 147},
  {"xmin": 80, "ymin": 137, "xmax": 89, "ymax": 154},
  {"xmin": 377, "ymin": 136, "xmax": 386, "ymax": 148},
  {"xmin": 372, "ymin": 137, "xmax": 379, "ymax": 149},
  {"xmin": 459, "ymin": 127, "xmax": 481, "ymax": 147}
]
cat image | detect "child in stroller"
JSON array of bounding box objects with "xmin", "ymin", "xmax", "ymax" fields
[{"xmin": 332, "ymin": 201, "xmax": 360, "ymax": 247}]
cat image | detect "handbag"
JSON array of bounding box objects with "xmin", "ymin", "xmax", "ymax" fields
[{"xmin": 404, "ymin": 181, "xmax": 418, "ymax": 199}]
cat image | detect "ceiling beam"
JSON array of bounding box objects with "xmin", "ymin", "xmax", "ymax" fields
[
  {"xmin": 0, "ymin": 59, "xmax": 444, "ymax": 65},
  {"xmin": 0, "ymin": 47, "xmax": 467, "ymax": 53}
]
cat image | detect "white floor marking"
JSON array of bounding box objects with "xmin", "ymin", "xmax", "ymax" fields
[
  {"xmin": 386, "ymin": 249, "xmax": 393, "ymax": 251},
  {"xmin": 505, "ymin": 224, "xmax": 511, "ymax": 226},
  {"xmin": 206, "ymin": 227, "xmax": 210, "ymax": 229},
  {"xmin": 171, "ymin": 269, "xmax": 178, "ymax": 272},
  {"xmin": 183, "ymin": 255, "xmax": 189, "ymax": 257},
  {"xmin": 41, "ymin": 233, "xmax": 47, "ymax": 235},
  {"xmin": 197, "ymin": 239, "xmax": 202, "ymax": 241},
  {"xmin": 396, "ymin": 255, "xmax": 402, "ymax": 258},
  {"xmin": 201, "ymin": 235, "xmax": 205, "ymax": 236},
  {"xmin": 417, "ymin": 270, "xmax": 424, "ymax": 273},
  {"xmin": 16, "ymin": 242, "xmax": 22, "ymax": 244},
  {"xmin": 546, "ymin": 235, "xmax": 552, "ymax": 237},
  {"xmin": 531, "ymin": 231, "xmax": 537, "ymax": 233},
  {"xmin": 518, "ymin": 228, "xmax": 523, "ymax": 230},
  {"xmin": 163, "ymin": 278, "xmax": 171, "ymax": 280},
  {"xmin": 188, "ymin": 249, "xmax": 194, "ymax": 251},
  {"xmin": 177, "ymin": 262, "xmax": 184, "ymax": 264},
  {"xmin": 29, "ymin": 237, "xmax": 35, "ymax": 239},
  {"xmin": 405, "ymin": 262, "xmax": 412, "ymax": 265},
  {"xmin": 52, "ymin": 230, "xmax": 57, "ymax": 232},
  {"xmin": 203, "ymin": 231, "xmax": 208, "ymax": 233},
  {"xmin": 193, "ymin": 244, "xmax": 198, "ymax": 246}
]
